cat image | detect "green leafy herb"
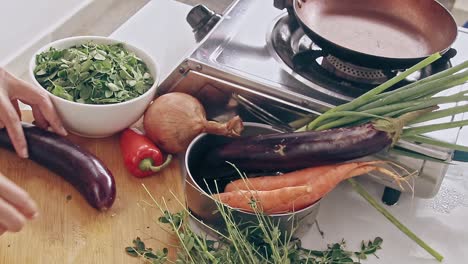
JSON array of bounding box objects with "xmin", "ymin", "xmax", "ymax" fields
[
  {"xmin": 126, "ymin": 210, "xmax": 383, "ymax": 264},
  {"xmin": 34, "ymin": 42, "xmax": 154, "ymax": 104},
  {"xmin": 126, "ymin": 178, "xmax": 384, "ymax": 264},
  {"xmin": 125, "ymin": 237, "xmax": 168, "ymax": 264}
]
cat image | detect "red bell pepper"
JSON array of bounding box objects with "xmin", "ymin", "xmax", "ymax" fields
[{"xmin": 120, "ymin": 128, "xmax": 172, "ymax": 178}]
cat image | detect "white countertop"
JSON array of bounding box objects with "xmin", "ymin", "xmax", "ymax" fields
[
  {"xmin": 110, "ymin": 0, "xmax": 197, "ymax": 82},
  {"xmin": 110, "ymin": 1, "xmax": 468, "ymax": 263}
]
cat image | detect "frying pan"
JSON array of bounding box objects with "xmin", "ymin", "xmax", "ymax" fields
[{"xmin": 292, "ymin": 0, "xmax": 458, "ymax": 69}]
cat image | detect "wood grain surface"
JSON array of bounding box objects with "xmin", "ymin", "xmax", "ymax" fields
[{"xmin": 0, "ymin": 111, "xmax": 185, "ymax": 263}]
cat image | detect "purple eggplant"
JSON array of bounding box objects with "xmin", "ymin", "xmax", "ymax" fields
[
  {"xmin": 0, "ymin": 123, "xmax": 116, "ymax": 211},
  {"xmin": 206, "ymin": 123, "xmax": 392, "ymax": 174}
]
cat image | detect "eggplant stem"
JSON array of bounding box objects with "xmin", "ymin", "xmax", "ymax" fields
[
  {"xmin": 139, "ymin": 155, "xmax": 173, "ymax": 172},
  {"xmin": 373, "ymin": 107, "xmax": 438, "ymax": 145}
]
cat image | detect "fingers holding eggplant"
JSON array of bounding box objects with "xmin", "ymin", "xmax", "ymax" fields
[
  {"xmin": 0, "ymin": 196, "xmax": 27, "ymax": 233},
  {"xmin": 0, "ymin": 95, "xmax": 28, "ymax": 158},
  {"xmin": 0, "ymin": 67, "xmax": 67, "ymax": 159},
  {"xmin": 0, "ymin": 172, "xmax": 38, "ymax": 219},
  {"xmin": 0, "ymin": 172, "xmax": 38, "ymax": 235},
  {"xmin": 0, "ymin": 123, "xmax": 116, "ymax": 211}
]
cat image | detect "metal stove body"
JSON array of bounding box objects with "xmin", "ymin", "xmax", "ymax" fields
[{"xmin": 159, "ymin": 0, "xmax": 468, "ymax": 198}]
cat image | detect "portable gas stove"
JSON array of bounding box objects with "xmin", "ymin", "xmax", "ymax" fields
[{"xmin": 159, "ymin": 0, "xmax": 468, "ymax": 200}]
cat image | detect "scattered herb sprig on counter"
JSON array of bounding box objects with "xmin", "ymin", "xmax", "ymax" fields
[
  {"xmin": 126, "ymin": 210, "xmax": 383, "ymax": 264},
  {"xmin": 126, "ymin": 237, "xmax": 168, "ymax": 264},
  {"xmin": 34, "ymin": 42, "xmax": 154, "ymax": 104},
  {"xmin": 126, "ymin": 180, "xmax": 384, "ymax": 264}
]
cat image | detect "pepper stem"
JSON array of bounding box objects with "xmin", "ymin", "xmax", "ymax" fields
[{"xmin": 139, "ymin": 155, "xmax": 173, "ymax": 172}]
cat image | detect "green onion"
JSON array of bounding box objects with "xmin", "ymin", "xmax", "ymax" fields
[
  {"xmin": 348, "ymin": 178, "xmax": 444, "ymax": 262},
  {"xmin": 305, "ymin": 53, "xmax": 442, "ymax": 130},
  {"xmin": 409, "ymin": 105, "xmax": 468, "ymax": 124},
  {"xmin": 357, "ymin": 70, "xmax": 468, "ymax": 111},
  {"xmin": 304, "ymin": 111, "xmax": 391, "ymax": 122},
  {"xmin": 402, "ymin": 120, "xmax": 468, "ymax": 137},
  {"xmin": 382, "ymin": 96, "xmax": 467, "ymax": 119},
  {"xmin": 297, "ymin": 54, "xmax": 468, "ymax": 263},
  {"xmin": 358, "ymin": 60, "xmax": 468, "ymax": 109},
  {"xmin": 359, "ymin": 71, "xmax": 468, "ymax": 110},
  {"xmin": 315, "ymin": 94, "xmax": 468, "ymax": 131},
  {"xmin": 314, "ymin": 101, "xmax": 424, "ymax": 130},
  {"xmin": 404, "ymin": 135, "xmax": 468, "ymax": 152}
]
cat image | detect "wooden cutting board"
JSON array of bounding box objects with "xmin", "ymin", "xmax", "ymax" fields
[{"xmin": 0, "ymin": 111, "xmax": 185, "ymax": 263}]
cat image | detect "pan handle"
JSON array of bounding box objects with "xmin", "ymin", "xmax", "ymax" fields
[
  {"xmin": 420, "ymin": 48, "xmax": 457, "ymax": 79},
  {"xmin": 274, "ymin": 0, "xmax": 293, "ymax": 10},
  {"xmin": 441, "ymin": 48, "xmax": 457, "ymax": 60},
  {"xmin": 274, "ymin": 0, "xmax": 298, "ymax": 26}
]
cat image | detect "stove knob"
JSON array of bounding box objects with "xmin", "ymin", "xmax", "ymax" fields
[{"xmin": 186, "ymin": 4, "xmax": 218, "ymax": 32}]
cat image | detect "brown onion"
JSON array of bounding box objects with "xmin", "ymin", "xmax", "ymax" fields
[{"xmin": 143, "ymin": 92, "xmax": 244, "ymax": 154}]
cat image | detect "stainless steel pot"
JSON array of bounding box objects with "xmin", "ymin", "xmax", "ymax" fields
[{"xmin": 183, "ymin": 122, "xmax": 320, "ymax": 237}]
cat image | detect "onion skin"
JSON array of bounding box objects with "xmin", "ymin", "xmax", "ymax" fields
[{"xmin": 143, "ymin": 92, "xmax": 244, "ymax": 154}]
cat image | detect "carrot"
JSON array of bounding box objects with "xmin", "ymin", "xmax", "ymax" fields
[
  {"xmin": 214, "ymin": 161, "xmax": 404, "ymax": 214},
  {"xmin": 224, "ymin": 161, "xmax": 386, "ymax": 192},
  {"xmin": 214, "ymin": 185, "xmax": 313, "ymax": 214}
]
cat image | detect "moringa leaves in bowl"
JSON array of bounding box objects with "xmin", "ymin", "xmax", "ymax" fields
[{"xmin": 33, "ymin": 42, "xmax": 154, "ymax": 104}]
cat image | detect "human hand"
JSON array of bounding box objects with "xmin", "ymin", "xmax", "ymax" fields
[
  {"xmin": 0, "ymin": 67, "xmax": 67, "ymax": 158},
  {"xmin": 0, "ymin": 172, "xmax": 38, "ymax": 235}
]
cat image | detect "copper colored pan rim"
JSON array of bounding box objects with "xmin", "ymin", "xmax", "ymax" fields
[{"xmin": 292, "ymin": 0, "xmax": 458, "ymax": 64}]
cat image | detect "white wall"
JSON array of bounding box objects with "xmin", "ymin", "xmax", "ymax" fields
[
  {"xmin": 0, "ymin": 0, "xmax": 120, "ymax": 77},
  {"xmin": 455, "ymin": 0, "xmax": 468, "ymax": 11},
  {"xmin": 0, "ymin": 0, "xmax": 91, "ymax": 67}
]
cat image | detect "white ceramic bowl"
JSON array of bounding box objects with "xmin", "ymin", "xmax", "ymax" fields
[{"xmin": 29, "ymin": 36, "xmax": 159, "ymax": 138}]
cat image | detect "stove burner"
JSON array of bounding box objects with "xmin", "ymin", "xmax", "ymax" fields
[
  {"xmin": 267, "ymin": 13, "xmax": 455, "ymax": 99},
  {"xmin": 322, "ymin": 56, "xmax": 389, "ymax": 84}
]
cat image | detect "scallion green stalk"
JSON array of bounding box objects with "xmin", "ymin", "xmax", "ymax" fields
[
  {"xmin": 409, "ymin": 105, "xmax": 468, "ymax": 124},
  {"xmin": 403, "ymin": 135, "xmax": 468, "ymax": 152},
  {"xmin": 402, "ymin": 120, "xmax": 468, "ymax": 137},
  {"xmin": 348, "ymin": 178, "xmax": 444, "ymax": 262},
  {"xmin": 315, "ymin": 95, "xmax": 468, "ymax": 131},
  {"xmin": 356, "ymin": 70, "xmax": 468, "ymax": 111},
  {"xmin": 357, "ymin": 60, "xmax": 468, "ymax": 108},
  {"xmin": 305, "ymin": 53, "xmax": 442, "ymax": 130},
  {"xmin": 381, "ymin": 95, "xmax": 468, "ymax": 121}
]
